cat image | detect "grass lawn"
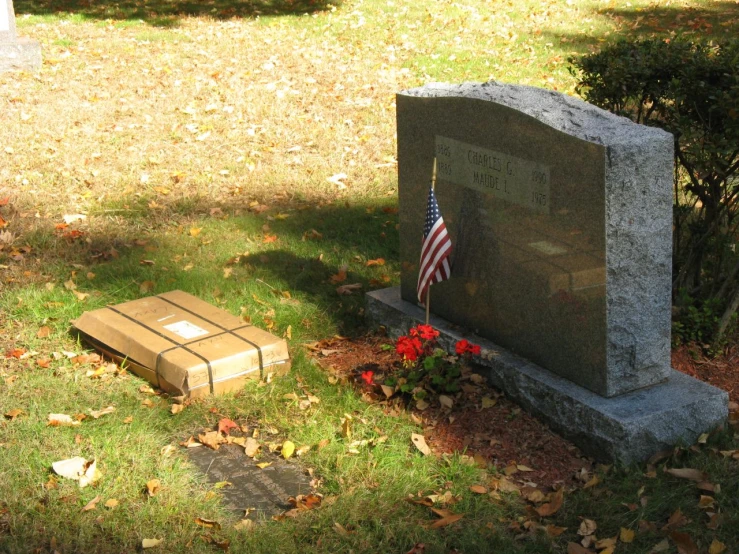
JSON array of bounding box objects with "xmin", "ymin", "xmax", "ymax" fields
[{"xmin": 2, "ymin": 0, "xmax": 739, "ymax": 552}]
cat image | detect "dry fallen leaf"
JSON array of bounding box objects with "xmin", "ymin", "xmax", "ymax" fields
[
  {"xmin": 620, "ymin": 527, "xmax": 635, "ymax": 543},
  {"xmin": 535, "ymin": 489, "xmax": 564, "ymax": 517},
  {"xmin": 48, "ymin": 413, "xmax": 81, "ymax": 426},
  {"xmin": 195, "ymin": 517, "xmax": 221, "ymax": 530},
  {"xmin": 578, "ymin": 519, "xmax": 597, "ymax": 537},
  {"xmin": 469, "ymin": 485, "xmax": 487, "ymax": 494},
  {"xmin": 4, "ymin": 408, "xmax": 22, "ymax": 420},
  {"xmin": 429, "ymin": 513, "xmax": 464, "ymax": 529},
  {"xmin": 567, "ymin": 543, "xmax": 593, "ymax": 554},
  {"xmin": 665, "ymin": 468, "xmax": 707, "ymax": 481},
  {"xmin": 81, "ymin": 495, "xmax": 101, "ymax": 512},
  {"xmin": 709, "ymin": 539, "xmax": 727, "ymax": 554},
  {"xmin": 89, "ymin": 406, "xmax": 115, "ymax": 419},
  {"xmin": 198, "ymin": 431, "xmax": 225, "ymax": 450},
  {"xmin": 411, "ymin": 433, "xmax": 431, "ymax": 456},
  {"xmin": 336, "ymin": 283, "xmax": 362, "ymax": 295},
  {"xmin": 105, "ymin": 498, "xmax": 119, "ymax": 509},
  {"xmin": 218, "ymin": 418, "xmax": 239, "ymax": 435},
  {"xmin": 37, "ymin": 326, "xmax": 51, "ymax": 339},
  {"xmin": 52, "ymin": 457, "xmax": 100, "ymax": 488},
  {"xmin": 669, "ymin": 531, "xmax": 699, "ymax": 554},
  {"xmin": 142, "ymin": 538, "xmax": 163, "ymax": 549},
  {"xmin": 282, "ymin": 440, "xmax": 295, "ymax": 459},
  {"xmin": 244, "ymin": 438, "xmax": 260, "ymax": 458},
  {"xmin": 146, "ymin": 479, "xmax": 161, "ymax": 497}
]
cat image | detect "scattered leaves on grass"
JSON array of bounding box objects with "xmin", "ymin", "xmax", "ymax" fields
[
  {"xmin": 535, "ymin": 489, "xmax": 564, "ymax": 517},
  {"xmin": 411, "ymin": 433, "xmax": 431, "ymax": 456}
]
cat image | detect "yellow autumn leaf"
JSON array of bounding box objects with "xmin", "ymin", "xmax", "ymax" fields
[
  {"xmin": 619, "ymin": 527, "xmax": 635, "ymax": 543},
  {"xmin": 709, "ymin": 539, "xmax": 727, "ymax": 554},
  {"xmin": 282, "ymin": 440, "xmax": 295, "ymax": 459}
]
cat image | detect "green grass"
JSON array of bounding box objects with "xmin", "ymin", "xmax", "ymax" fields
[{"xmin": 2, "ymin": 0, "xmax": 739, "ymax": 552}]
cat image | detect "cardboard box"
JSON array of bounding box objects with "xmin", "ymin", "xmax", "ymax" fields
[{"xmin": 73, "ymin": 291, "xmax": 290, "ymax": 398}]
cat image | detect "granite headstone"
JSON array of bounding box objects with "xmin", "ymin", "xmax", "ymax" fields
[
  {"xmin": 367, "ymin": 81, "xmax": 728, "ymax": 463},
  {"xmin": 0, "ymin": 0, "xmax": 41, "ymax": 73}
]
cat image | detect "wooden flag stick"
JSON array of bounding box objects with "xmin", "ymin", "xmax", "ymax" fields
[{"xmin": 425, "ymin": 157, "xmax": 438, "ymax": 325}]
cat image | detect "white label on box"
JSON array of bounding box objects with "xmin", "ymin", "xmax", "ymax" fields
[{"xmin": 163, "ymin": 320, "xmax": 209, "ymax": 340}]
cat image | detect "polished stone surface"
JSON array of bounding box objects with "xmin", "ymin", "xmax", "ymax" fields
[
  {"xmin": 397, "ymin": 81, "xmax": 673, "ymax": 397},
  {"xmin": 187, "ymin": 444, "xmax": 313, "ymax": 519},
  {"xmin": 367, "ymin": 287, "xmax": 728, "ymax": 464}
]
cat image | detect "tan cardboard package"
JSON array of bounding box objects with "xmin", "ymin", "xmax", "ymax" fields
[{"xmin": 73, "ymin": 291, "xmax": 290, "ymax": 397}]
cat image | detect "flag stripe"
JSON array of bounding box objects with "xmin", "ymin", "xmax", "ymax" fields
[{"xmin": 417, "ymin": 186, "xmax": 453, "ymax": 305}]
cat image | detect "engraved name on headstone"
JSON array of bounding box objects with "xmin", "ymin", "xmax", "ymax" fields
[{"xmin": 435, "ymin": 136, "xmax": 551, "ymax": 214}]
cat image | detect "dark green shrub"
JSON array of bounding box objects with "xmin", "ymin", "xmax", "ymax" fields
[{"xmin": 570, "ymin": 39, "xmax": 739, "ymax": 346}]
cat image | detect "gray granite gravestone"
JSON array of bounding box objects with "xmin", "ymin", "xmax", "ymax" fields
[
  {"xmin": 0, "ymin": 0, "xmax": 41, "ymax": 73},
  {"xmin": 366, "ymin": 81, "xmax": 728, "ymax": 463}
]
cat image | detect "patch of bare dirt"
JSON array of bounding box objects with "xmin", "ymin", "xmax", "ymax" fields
[{"xmin": 672, "ymin": 342, "xmax": 739, "ymax": 403}]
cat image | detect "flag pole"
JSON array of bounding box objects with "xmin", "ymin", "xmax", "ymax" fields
[{"xmin": 425, "ymin": 157, "xmax": 437, "ymax": 326}]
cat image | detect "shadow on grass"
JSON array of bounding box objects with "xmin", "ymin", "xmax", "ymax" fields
[
  {"xmin": 4, "ymin": 195, "xmax": 399, "ymax": 337},
  {"xmin": 15, "ymin": 0, "xmax": 341, "ymax": 27},
  {"xmin": 550, "ymin": 1, "xmax": 739, "ymax": 53}
]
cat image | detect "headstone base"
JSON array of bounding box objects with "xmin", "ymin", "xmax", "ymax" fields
[
  {"xmin": 0, "ymin": 37, "xmax": 41, "ymax": 72},
  {"xmin": 367, "ymin": 287, "xmax": 729, "ymax": 464}
]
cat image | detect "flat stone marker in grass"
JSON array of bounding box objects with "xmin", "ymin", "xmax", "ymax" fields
[
  {"xmin": 0, "ymin": 0, "xmax": 41, "ymax": 73},
  {"xmin": 367, "ymin": 81, "xmax": 728, "ymax": 464},
  {"xmin": 187, "ymin": 444, "xmax": 313, "ymax": 519}
]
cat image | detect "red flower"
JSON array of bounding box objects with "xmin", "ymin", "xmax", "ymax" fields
[
  {"xmin": 396, "ymin": 335, "xmax": 422, "ymax": 361},
  {"xmin": 455, "ymin": 339, "xmax": 480, "ymax": 356},
  {"xmin": 361, "ymin": 370, "xmax": 374, "ymax": 385},
  {"xmin": 416, "ymin": 324, "xmax": 439, "ymax": 341}
]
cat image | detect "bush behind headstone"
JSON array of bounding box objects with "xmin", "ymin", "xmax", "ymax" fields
[{"xmin": 570, "ymin": 38, "xmax": 739, "ymax": 346}]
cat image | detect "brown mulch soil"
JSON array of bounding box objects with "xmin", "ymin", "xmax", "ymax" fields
[
  {"xmin": 312, "ymin": 334, "xmax": 739, "ymax": 492},
  {"xmin": 672, "ymin": 342, "xmax": 739, "ymax": 404}
]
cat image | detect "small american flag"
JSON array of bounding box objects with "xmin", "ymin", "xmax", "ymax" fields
[{"xmin": 417, "ymin": 186, "xmax": 453, "ymax": 305}]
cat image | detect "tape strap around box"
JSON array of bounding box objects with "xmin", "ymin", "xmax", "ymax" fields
[
  {"xmin": 156, "ymin": 294, "xmax": 266, "ymax": 378},
  {"xmin": 104, "ymin": 305, "xmax": 218, "ymax": 394}
]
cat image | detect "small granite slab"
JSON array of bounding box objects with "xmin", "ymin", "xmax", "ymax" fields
[
  {"xmin": 187, "ymin": 444, "xmax": 313, "ymax": 519},
  {"xmin": 367, "ymin": 287, "xmax": 728, "ymax": 464}
]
